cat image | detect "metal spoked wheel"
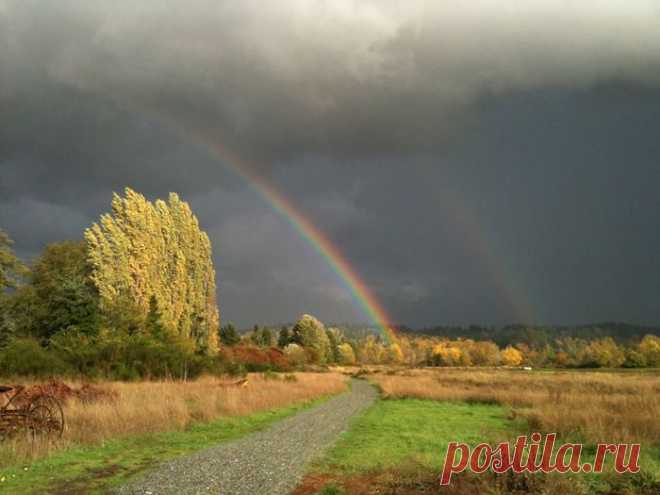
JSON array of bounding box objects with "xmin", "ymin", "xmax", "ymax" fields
[{"xmin": 25, "ymin": 395, "xmax": 65, "ymax": 441}]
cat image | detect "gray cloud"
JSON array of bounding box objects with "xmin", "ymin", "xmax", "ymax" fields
[
  {"xmin": 1, "ymin": 1, "xmax": 660, "ymax": 327},
  {"xmin": 2, "ymin": 1, "xmax": 660, "ymax": 162}
]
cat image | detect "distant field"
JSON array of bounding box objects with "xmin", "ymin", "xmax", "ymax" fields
[
  {"xmin": 296, "ymin": 367, "xmax": 659, "ymax": 495},
  {"xmin": 369, "ymin": 368, "xmax": 659, "ymax": 446}
]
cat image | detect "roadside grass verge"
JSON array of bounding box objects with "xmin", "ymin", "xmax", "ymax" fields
[{"xmin": 0, "ymin": 395, "xmax": 332, "ymax": 494}]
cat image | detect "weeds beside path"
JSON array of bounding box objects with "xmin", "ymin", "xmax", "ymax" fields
[
  {"xmin": 118, "ymin": 378, "xmax": 377, "ymax": 495},
  {"xmin": 0, "ymin": 393, "xmax": 344, "ymax": 494}
]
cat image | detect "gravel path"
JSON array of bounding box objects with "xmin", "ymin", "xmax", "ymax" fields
[{"xmin": 118, "ymin": 378, "xmax": 376, "ymax": 495}]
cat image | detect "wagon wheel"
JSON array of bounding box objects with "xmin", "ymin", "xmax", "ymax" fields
[{"xmin": 25, "ymin": 395, "xmax": 65, "ymax": 440}]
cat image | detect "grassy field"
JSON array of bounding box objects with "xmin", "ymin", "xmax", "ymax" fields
[
  {"xmin": 295, "ymin": 368, "xmax": 660, "ymax": 495},
  {"xmin": 369, "ymin": 368, "xmax": 659, "ymax": 445},
  {"xmin": 318, "ymin": 399, "xmax": 513, "ymax": 473}
]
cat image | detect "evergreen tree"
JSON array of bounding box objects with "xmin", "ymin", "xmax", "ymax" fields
[
  {"xmin": 145, "ymin": 295, "xmax": 166, "ymax": 339},
  {"xmin": 85, "ymin": 188, "xmax": 219, "ymax": 353},
  {"xmin": 250, "ymin": 325, "xmax": 272, "ymax": 347},
  {"xmin": 277, "ymin": 326, "xmax": 291, "ymax": 348},
  {"xmin": 219, "ymin": 323, "xmax": 240, "ymax": 346},
  {"xmin": 22, "ymin": 241, "xmax": 100, "ymax": 340},
  {"xmin": 0, "ymin": 229, "xmax": 26, "ymax": 292},
  {"xmin": 260, "ymin": 327, "xmax": 273, "ymax": 347}
]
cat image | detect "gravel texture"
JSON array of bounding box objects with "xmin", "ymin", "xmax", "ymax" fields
[{"xmin": 117, "ymin": 378, "xmax": 376, "ymax": 495}]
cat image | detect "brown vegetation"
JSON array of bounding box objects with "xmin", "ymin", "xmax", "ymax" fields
[
  {"xmin": 1, "ymin": 372, "xmax": 347, "ymax": 465},
  {"xmin": 293, "ymin": 467, "xmax": 656, "ymax": 495},
  {"xmin": 367, "ymin": 368, "xmax": 659, "ymax": 444}
]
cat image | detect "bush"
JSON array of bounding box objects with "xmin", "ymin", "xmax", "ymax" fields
[
  {"xmin": 225, "ymin": 345, "xmax": 291, "ymax": 372},
  {"xmin": 262, "ymin": 370, "xmax": 280, "ymax": 380},
  {"xmin": 0, "ymin": 338, "xmax": 70, "ymax": 377},
  {"xmin": 284, "ymin": 343, "xmax": 307, "ymax": 367},
  {"xmin": 623, "ymin": 349, "xmax": 647, "ymax": 368}
]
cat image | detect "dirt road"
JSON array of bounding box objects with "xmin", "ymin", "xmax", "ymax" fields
[{"xmin": 118, "ymin": 378, "xmax": 376, "ymax": 495}]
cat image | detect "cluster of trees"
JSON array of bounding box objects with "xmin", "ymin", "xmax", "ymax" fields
[
  {"xmin": 358, "ymin": 333, "xmax": 660, "ymax": 369},
  {"xmin": 220, "ymin": 315, "xmax": 360, "ymax": 367},
  {"xmin": 219, "ymin": 314, "xmax": 660, "ymax": 369},
  {"xmin": 0, "ymin": 189, "xmax": 220, "ymax": 379},
  {"xmin": 415, "ymin": 323, "xmax": 660, "ymax": 350}
]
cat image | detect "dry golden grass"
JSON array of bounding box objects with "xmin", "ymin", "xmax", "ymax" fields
[
  {"xmin": 0, "ymin": 372, "xmax": 347, "ymax": 462},
  {"xmin": 367, "ymin": 368, "xmax": 659, "ymax": 444}
]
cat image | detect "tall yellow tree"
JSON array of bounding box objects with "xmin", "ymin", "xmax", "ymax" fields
[{"xmin": 85, "ymin": 188, "xmax": 219, "ymax": 353}]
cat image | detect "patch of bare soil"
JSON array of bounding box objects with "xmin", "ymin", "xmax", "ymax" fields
[{"xmin": 292, "ymin": 469, "xmax": 659, "ymax": 495}]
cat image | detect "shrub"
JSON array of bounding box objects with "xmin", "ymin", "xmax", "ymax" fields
[
  {"xmin": 623, "ymin": 349, "xmax": 647, "ymax": 368},
  {"xmin": 262, "ymin": 370, "xmax": 280, "ymax": 380},
  {"xmin": 284, "ymin": 343, "xmax": 307, "ymax": 367},
  {"xmin": 0, "ymin": 338, "xmax": 70, "ymax": 377}
]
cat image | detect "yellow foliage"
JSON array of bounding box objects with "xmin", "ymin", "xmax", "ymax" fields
[
  {"xmin": 388, "ymin": 343, "xmax": 404, "ymax": 363},
  {"xmin": 501, "ymin": 346, "xmax": 524, "ymax": 366},
  {"xmin": 337, "ymin": 343, "xmax": 356, "ymax": 365},
  {"xmin": 85, "ymin": 188, "xmax": 219, "ymax": 353},
  {"xmin": 433, "ymin": 344, "xmax": 463, "ymax": 366}
]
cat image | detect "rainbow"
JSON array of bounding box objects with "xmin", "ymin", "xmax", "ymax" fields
[
  {"xmin": 156, "ymin": 113, "xmax": 535, "ymax": 342},
  {"xmin": 177, "ymin": 130, "xmax": 397, "ymax": 344}
]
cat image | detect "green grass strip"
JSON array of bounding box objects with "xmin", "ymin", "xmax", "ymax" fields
[{"xmin": 317, "ymin": 398, "xmax": 513, "ymax": 474}]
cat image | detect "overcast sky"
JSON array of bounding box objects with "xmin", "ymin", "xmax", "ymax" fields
[{"xmin": 1, "ymin": 1, "xmax": 659, "ymax": 328}]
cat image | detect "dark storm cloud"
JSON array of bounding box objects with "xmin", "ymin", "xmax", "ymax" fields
[
  {"xmin": 3, "ymin": 1, "xmax": 660, "ymax": 162},
  {"xmin": 1, "ymin": 1, "xmax": 660, "ymax": 326}
]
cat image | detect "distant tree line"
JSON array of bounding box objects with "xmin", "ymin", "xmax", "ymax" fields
[{"xmin": 411, "ymin": 323, "xmax": 660, "ymax": 349}]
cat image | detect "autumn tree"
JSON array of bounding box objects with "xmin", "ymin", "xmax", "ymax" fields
[
  {"xmin": 579, "ymin": 337, "xmax": 625, "ymax": 368},
  {"xmin": 291, "ymin": 314, "xmax": 331, "ymax": 364},
  {"xmin": 468, "ymin": 340, "xmax": 501, "ymax": 366},
  {"xmin": 432, "ymin": 343, "xmax": 463, "ymax": 366},
  {"xmin": 359, "ymin": 335, "xmax": 386, "ymax": 364},
  {"xmin": 326, "ymin": 327, "xmax": 344, "ymax": 363},
  {"xmin": 388, "ymin": 342, "xmax": 404, "ymax": 364},
  {"xmin": 85, "ymin": 188, "xmax": 219, "ymax": 353},
  {"xmin": 639, "ymin": 335, "xmax": 660, "ymax": 367},
  {"xmin": 501, "ymin": 346, "xmax": 524, "ymax": 366},
  {"xmin": 337, "ymin": 342, "xmax": 356, "ymax": 365}
]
